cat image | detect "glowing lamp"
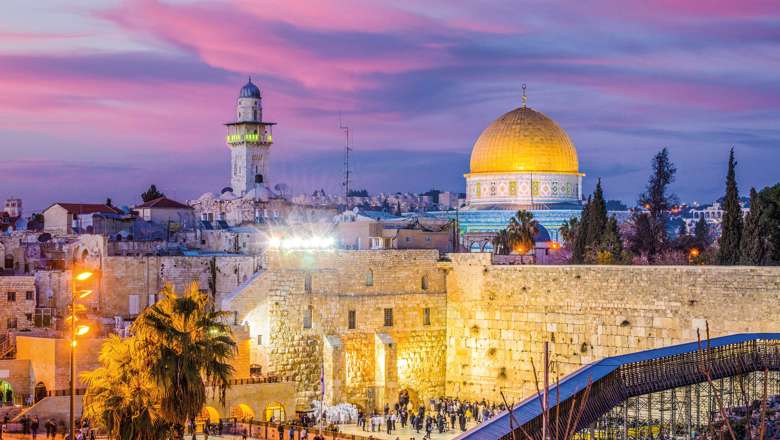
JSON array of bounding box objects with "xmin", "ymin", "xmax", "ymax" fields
[
  {"xmin": 78, "ymin": 290, "xmax": 92, "ymax": 299},
  {"xmin": 689, "ymin": 248, "xmax": 700, "ymax": 258},
  {"xmin": 75, "ymin": 271, "xmax": 93, "ymax": 281},
  {"xmin": 76, "ymin": 325, "xmax": 90, "ymax": 336}
]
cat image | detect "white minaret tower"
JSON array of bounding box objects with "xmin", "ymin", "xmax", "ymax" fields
[{"xmin": 225, "ymin": 77, "xmax": 276, "ymax": 196}]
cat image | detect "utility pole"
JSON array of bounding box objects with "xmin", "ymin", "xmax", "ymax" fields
[{"xmin": 339, "ymin": 113, "xmax": 352, "ymax": 212}]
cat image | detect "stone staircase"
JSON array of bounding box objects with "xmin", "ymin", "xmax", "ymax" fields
[{"xmin": 0, "ymin": 334, "xmax": 15, "ymax": 359}]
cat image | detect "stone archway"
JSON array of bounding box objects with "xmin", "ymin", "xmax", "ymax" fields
[
  {"xmin": 34, "ymin": 382, "xmax": 47, "ymax": 403},
  {"xmin": 264, "ymin": 402, "xmax": 285, "ymax": 422},
  {"xmin": 200, "ymin": 406, "xmax": 221, "ymax": 422},
  {"xmin": 230, "ymin": 403, "xmax": 255, "ymax": 421}
]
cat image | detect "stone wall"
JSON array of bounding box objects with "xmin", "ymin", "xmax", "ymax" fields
[
  {"xmin": 224, "ymin": 250, "xmax": 448, "ymax": 411},
  {"xmin": 32, "ymin": 255, "xmax": 262, "ymax": 318},
  {"xmin": 0, "ymin": 276, "xmax": 36, "ymax": 331},
  {"xmin": 443, "ymin": 253, "xmax": 780, "ymax": 403}
]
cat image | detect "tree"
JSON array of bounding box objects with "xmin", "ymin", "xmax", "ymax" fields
[
  {"xmin": 718, "ymin": 148, "xmax": 742, "ymax": 265},
  {"xmin": 141, "ymin": 185, "xmax": 165, "ymax": 202},
  {"xmin": 585, "ymin": 179, "xmax": 608, "ymax": 249},
  {"xmin": 757, "ymin": 184, "xmax": 780, "ymax": 264},
  {"xmin": 135, "ymin": 284, "xmax": 237, "ymax": 430},
  {"xmin": 629, "ymin": 148, "xmax": 677, "ymax": 261},
  {"xmin": 741, "ymin": 187, "xmax": 767, "ymax": 265},
  {"xmin": 82, "ymin": 335, "xmax": 170, "ymax": 440},
  {"xmin": 492, "ymin": 210, "xmax": 539, "ymax": 255},
  {"xmin": 570, "ymin": 196, "xmax": 592, "ymax": 263},
  {"xmin": 693, "ymin": 216, "xmax": 710, "ymax": 250}
]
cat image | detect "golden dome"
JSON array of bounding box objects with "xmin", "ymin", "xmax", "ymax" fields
[{"xmin": 469, "ymin": 106, "xmax": 580, "ymax": 174}]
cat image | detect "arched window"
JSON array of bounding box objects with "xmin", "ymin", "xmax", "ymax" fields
[
  {"xmin": 421, "ymin": 275, "xmax": 429, "ymax": 291},
  {"xmin": 304, "ymin": 273, "xmax": 312, "ymax": 293},
  {"xmin": 365, "ymin": 269, "xmax": 374, "ymax": 287}
]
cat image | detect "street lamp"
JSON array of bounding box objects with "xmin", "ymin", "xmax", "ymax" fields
[{"xmin": 70, "ymin": 270, "xmax": 93, "ymax": 440}]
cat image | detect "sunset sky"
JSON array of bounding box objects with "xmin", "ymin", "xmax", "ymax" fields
[{"xmin": 2, "ymin": 0, "xmax": 779, "ymax": 212}]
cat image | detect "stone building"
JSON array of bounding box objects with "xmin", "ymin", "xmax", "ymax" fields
[{"xmin": 0, "ymin": 276, "xmax": 36, "ymax": 334}]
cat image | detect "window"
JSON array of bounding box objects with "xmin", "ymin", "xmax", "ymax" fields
[
  {"xmin": 6, "ymin": 292, "xmax": 15, "ymax": 302},
  {"xmin": 421, "ymin": 275, "xmax": 429, "ymax": 291},
  {"xmin": 257, "ymin": 334, "xmax": 263, "ymax": 346},
  {"xmin": 365, "ymin": 269, "xmax": 374, "ymax": 287},
  {"xmin": 25, "ymin": 291, "xmax": 33, "ymax": 301},
  {"xmin": 423, "ymin": 308, "xmax": 431, "ymax": 326},
  {"xmin": 405, "ymin": 236, "xmax": 412, "ymax": 242},
  {"xmin": 425, "ymin": 236, "xmax": 431, "ymax": 242},
  {"xmin": 348, "ymin": 310, "xmax": 356, "ymax": 330},
  {"xmin": 304, "ymin": 273, "xmax": 312, "ymax": 293},
  {"xmin": 383, "ymin": 308, "xmax": 393, "ymax": 327},
  {"xmin": 25, "ymin": 313, "xmax": 32, "ymax": 322},
  {"xmin": 303, "ymin": 306, "xmax": 313, "ymax": 329},
  {"xmin": 6, "ymin": 319, "xmax": 16, "ymax": 329}
]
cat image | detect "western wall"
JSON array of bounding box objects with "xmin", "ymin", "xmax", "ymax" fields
[
  {"xmin": 221, "ymin": 250, "xmax": 780, "ymax": 413},
  {"xmin": 224, "ymin": 250, "xmax": 448, "ymax": 410},
  {"xmin": 443, "ymin": 253, "xmax": 780, "ymax": 403}
]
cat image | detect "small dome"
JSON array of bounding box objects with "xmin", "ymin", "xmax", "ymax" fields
[
  {"xmin": 221, "ymin": 187, "xmax": 234, "ymax": 194},
  {"xmin": 239, "ymin": 78, "xmax": 261, "ymax": 99},
  {"xmin": 534, "ymin": 224, "xmax": 551, "ymax": 243}
]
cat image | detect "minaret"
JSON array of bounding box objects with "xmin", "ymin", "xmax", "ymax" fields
[{"xmin": 225, "ymin": 77, "xmax": 276, "ymax": 196}]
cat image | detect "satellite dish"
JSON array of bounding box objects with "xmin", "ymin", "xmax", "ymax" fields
[{"xmin": 352, "ymin": 207, "xmax": 359, "ymax": 214}]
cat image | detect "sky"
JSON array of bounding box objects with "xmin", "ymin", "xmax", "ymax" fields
[{"xmin": 1, "ymin": 0, "xmax": 779, "ymax": 212}]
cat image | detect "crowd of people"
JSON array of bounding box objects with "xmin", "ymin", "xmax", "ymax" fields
[
  {"xmin": 1, "ymin": 415, "xmax": 95, "ymax": 440},
  {"xmin": 354, "ymin": 395, "xmax": 505, "ymax": 438}
]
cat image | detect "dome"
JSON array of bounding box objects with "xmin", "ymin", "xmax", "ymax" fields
[
  {"xmin": 533, "ymin": 224, "xmax": 551, "ymax": 243},
  {"xmin": 469, "ymin": 107, "xmax": 579, "ymax": 174},
  {"xmin": 239, "ymin": 78, "xmax": 261, "ymax": 99}
]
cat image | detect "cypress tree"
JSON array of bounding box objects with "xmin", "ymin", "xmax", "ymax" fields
[
  {"xmin": 718, "ymin": 148, "xmax": 742, "ymax": 265},
  {"xmin": 571, "ymin": 196, "xmax": 592, "ymax": 263},
  {"xmin": 633, "ymin": 148, "xmax": 677, "ymax": 261},
  {"xmin": 677, "ymin": 221, "xmax": 688, "ymax": 238},
  {"xmin": 585, "ymin": 179, "xmax": 608, "ymax": 247},
  {"xmin": 740, "ymin": 187, "xmax": 766, "ymax": 265},
  {"xmin": 694, "ymin": 216, "xmax": 709, "ymax": 250}
]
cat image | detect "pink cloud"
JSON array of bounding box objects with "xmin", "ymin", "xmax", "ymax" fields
[{"xmin": 101, "ymin": 0, "xmax": 453, "ymax": 92}]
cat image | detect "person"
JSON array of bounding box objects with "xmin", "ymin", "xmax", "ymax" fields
[
  {"xmin": 450, "ymin": 411, "xmax": 456, "ymax": 430},
  {"xmin": 218, "ymin": 419, "xmax": 223, "ymax": 436},
  {"xmin": 203, "ymin": 422, "xmax": 209, "ymax": 440},
  {"xmin": 31, "ymin": 416, "xmax": 40, "ymax": 439},
  {"xmin": 386, "ymin": 413, "xmax": 392, "ymax": 435},
  {"xmin": 242, "ymin": 427, "xmax": 248, "ymax": 440},
  {"xmin": 277, "ymin": 423, "xmax": 284, "ymax": 440},
  {"xmin": 287, "ymin": 424, "xmax": 295, "ymax": 440},
  {"xmin": 300, "ymin": 426, "xmax": 308, "ymax": 440}
]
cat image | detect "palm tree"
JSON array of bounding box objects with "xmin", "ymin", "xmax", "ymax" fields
[
  {"xmin": 509, "ymin": 210, "xmax": 539, "ymax": 253},
  {"xmin": 82, "ymin": 335, "xmax": 170, "ymax": 440},
  {"xmin": 134, "ymin": 284, "xmax": 237, "ymax": 432},
  {"xmin": 493, "ymin": 210, "xmax": 539, "ymax": 254}
]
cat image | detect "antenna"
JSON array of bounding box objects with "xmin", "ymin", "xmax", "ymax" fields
[{"xmin": 339, "ymin": 112, "xmax": 352, "ymax": 211}]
